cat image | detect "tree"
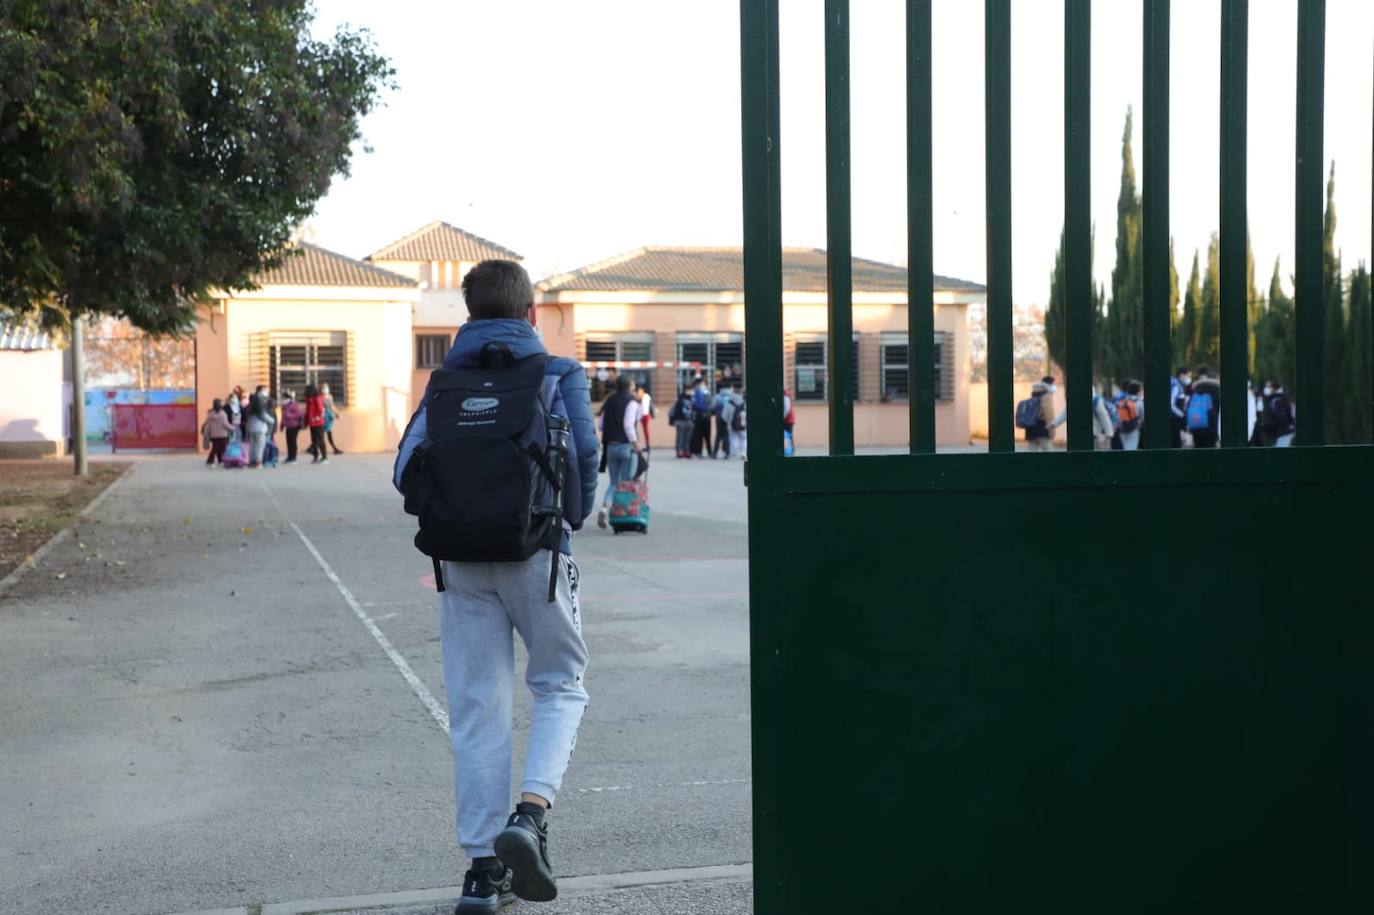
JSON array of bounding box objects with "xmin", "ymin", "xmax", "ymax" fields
[
  {"xmin": 1106, "ymin": 109, "xmax": 1143, "ymax": 385},
  {"xmin": 1198, "ymin": 234, "xmax": 1221, "ymax": 371},
  {"xmin": 1169, "ymin": 238, "xmax": 1181, "ymax": 349},
  {"xmin": 1177, "ymin": 251, "xmax": 1202, "ymax": 369},
  {"xmin": 1044, "ymin": 227, "xmax": 1097, "ymax": 380},
  {"xmin": 0, "ymin": 1, "xmax": 394, "ymax": 333},
  {"xmin": 1345, "ymin": 263, "xmax": 1372, "ymax": 442},
  {"xmin": 1254, "ymin": 259, "xmax": 1295, "ymax": 393},
  {"xmin": 84, "ymin": 316, "xmax": 195, "ymax": 389},
  {"xmin": 1045, "ymin": 230, "xmax": 1067, "ymax": 374},
  {"xmin": 1322, "ymin": 163, "xmax": 1347, "ymax": 441}
]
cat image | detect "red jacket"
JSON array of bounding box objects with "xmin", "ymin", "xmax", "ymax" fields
[{"xmin": 306, "ymin": 395, "xmax": 326, "ymax": 428}]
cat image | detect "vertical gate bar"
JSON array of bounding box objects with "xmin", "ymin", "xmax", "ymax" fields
[
  {"xmin": 741, "ymin": 0, "xmax": 784, "ymax": 470},
  {"xmin": 825, "ymin": 0, "xmax": 855, "ymax": 455},
  {"xmin": 1064, "ymin": 0, "xmax": 1093, "ymax": 451},
  {"xmin": 907, "ymin": 0, "xmax": 936, "ymax": 454},
  {"xmin": 1294, "ymin": 0, "xmax": 1325, "ymax": 445},
  {"xmin": 1219, "ymin": 0, "xmax": 1249, "ymax": 447},
  {"xmin": 1142, "ymin": 0, "xmax": 1172, "ymax": 449},
  {"xmin": 984, "ymin": 0, "xmax": 1013, "ymax": 454},
  {"xmin": 739, "ymin": 2, "xmax": 783, "ymax": 910}
]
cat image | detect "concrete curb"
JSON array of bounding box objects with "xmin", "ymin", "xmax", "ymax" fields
[
  {"xmin": 164, "ymin": 863, "xmax": 753, "ymax": 915},
  {"xmin": 0, "ymin": 462, "xmax": 136, "ymax": 597}
]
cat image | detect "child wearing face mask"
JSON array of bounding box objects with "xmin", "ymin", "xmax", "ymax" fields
[{"xmin": 1260, "ymin": 380, "xmax": 1296, "ymax": 447}]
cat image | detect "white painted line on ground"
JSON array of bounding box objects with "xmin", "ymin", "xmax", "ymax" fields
[
  {"xmin": 578, "ymin": 776, "xmax": 751, "ymax": 794},
  {"xmin": 163, "ymin": 863, "xmax": 753, "ymax": 915},
  {"xmin": 0, "ymin": 462, "xmax": 135, "ymax": 597},
  {"xmin": 261, "ymin": 482, "xmax": 449, "ymax": 732}
]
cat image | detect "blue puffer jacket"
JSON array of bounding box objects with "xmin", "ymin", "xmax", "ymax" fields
[{"xmin": 393, "ymin": 319, "xmax": 598, "ymax": 553}]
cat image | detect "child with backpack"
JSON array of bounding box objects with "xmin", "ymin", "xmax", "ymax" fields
[
  {"xmin": 1015, "ymin": 377, "xmax": 1056, "ymax": 451},
  {"xmin": 1186, "ymin": 366, "xmax": 1221, "ymax": 448},
  {"xmin": 394, "ymin": 260, "xmax": 599, "ymax": 913},
  {"xmin": 1117, "ymin": 380, "xmax": 1144, "ymax": 450}
]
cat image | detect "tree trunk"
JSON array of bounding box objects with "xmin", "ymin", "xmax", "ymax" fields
[{"xmin": 71, "ymin": 313, "xmax": 88, "ymax": 476}]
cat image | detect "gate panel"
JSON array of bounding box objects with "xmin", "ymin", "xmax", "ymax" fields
[{"xmin": 741, "ymin": 0, "xmax": 1374, "ymax": 911}]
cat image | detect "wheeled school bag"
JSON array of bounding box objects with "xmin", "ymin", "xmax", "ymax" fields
[
  {"xmin": 262, "ymin": 439, "xmax": 280, "ymax": 467},
  {"xmin": 399, "ymin": 343, "xmax": 570, "ymax": 599},
  {"xmin": 609, "ymin": 478, "xmax": 650, "ymax": 534},
  {"xmin": 222, "ymin": 429, "xmax": 247, "ymax": 468}
]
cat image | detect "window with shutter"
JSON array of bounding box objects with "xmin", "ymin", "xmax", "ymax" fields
[
  {"xmin": 585, "ymin": 332, "xmax": 655, "ymax": 401},
  {"xmin": 794, "ymin": 337, "xmax": 827, "ymax": 402},
  {"xmin": 415, "ymin": 334, "xmax": 448, "ymax": 369},
  {"xmin": 269, "ymin": 332, "xmax": 348, "ymax": 404}
]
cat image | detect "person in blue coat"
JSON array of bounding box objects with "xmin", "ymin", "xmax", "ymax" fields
[{"xmin": 393, "ymin": 260, "xmax": 598, "ymax": 911}]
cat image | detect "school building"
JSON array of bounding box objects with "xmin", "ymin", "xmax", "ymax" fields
[
  {"xmin": 536, "ymin": 247, "xmax": 986, "ymax": 449},
  {"xmin": 191, "ymin": 227, "xmax": 984, "ymax": 455},
  {"xmin": 194, "ymin": 243, "xmax": 420, "ymax": 454}
]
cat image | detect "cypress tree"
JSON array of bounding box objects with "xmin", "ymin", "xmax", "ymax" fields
[
  {"xmin": 1255, "ymin": 259, "xmax": 1296, "ymax": 392},
  {"xmin": 1107, "ymin": 109, "xmax": 1143, "ymax": 385},
  {"xmin": 1178, "ymin": 251, "xmax": 1202, "ymax": 369},
  {"xmin": 1199, "ymin": 234, "xmax": 1221, "ymax": 370},
  {"xmin": 1170, "ymin": 238, "xmax": 1181, "ymax": 344},
  {"xmin": 1322, "ymin": 163, "xmax": 1346, "ymax": 441},
  {"xmin": 1246, "ymin": 228, "xmax": 1260, "ymax": 377},
  {"xmin": 1045, "ymin": 229, "xmax": 1066, "ymax": 373},
  {"xmin": 1345, "ymin": 263, "xmax": 1372, "ymax": 442}
]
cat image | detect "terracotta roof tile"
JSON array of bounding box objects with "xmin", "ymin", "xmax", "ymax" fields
[
  {"xmin": 367, "ymin": 221, "xmax": 522, "ymax": 263},
  {"xmin": 537, "ymin": 246, "xmax": 985, "ymax": 295},
  {"xmin": 254, "ymin": 243, "xmax": 416, "ymax": 288}
]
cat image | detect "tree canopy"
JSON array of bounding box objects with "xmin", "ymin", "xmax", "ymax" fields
[{"xmin": 0, "ymin": 0, "xmax": 393, "ymax": 333}]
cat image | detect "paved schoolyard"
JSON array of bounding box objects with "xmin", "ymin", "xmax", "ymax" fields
[{"xmin": 0, "ymin": 450, "xmax": 752, "ymax": 915}]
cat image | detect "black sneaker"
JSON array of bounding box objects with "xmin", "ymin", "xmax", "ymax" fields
[
  {"xmin": 493, "ymin": 807, "xmax": 557, "ymax": 902},
  {"xmin": 455, "ymin": 862, "xmax": 514, "ymax": 914}
]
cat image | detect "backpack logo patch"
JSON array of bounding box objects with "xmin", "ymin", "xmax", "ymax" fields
[{"xmin": 461, "ymin": 397, "xmax": 499, "ymax": 413}]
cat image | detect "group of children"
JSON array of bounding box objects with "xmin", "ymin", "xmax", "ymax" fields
[{"xmin": 201, "ymin": 383, "xmax": 343, "ymax": 468}]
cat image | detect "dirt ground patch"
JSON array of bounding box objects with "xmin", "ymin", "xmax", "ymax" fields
[{"xmin": 0, "ymin": 461, "xmax": 129, "ymax": 579}]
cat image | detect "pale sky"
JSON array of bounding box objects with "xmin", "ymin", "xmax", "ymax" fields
[{"xmin": 308, "ymin": 0, "xmax": 1373, "ymax": 307}]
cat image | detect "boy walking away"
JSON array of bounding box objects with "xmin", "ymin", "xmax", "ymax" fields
[
  {"xmin": 669, "ymin": 388, "xmax": 694, "ymax": 458},
  {"xmin": 1186, "ymin": 365, "xmax": 1221, "ymax": 448},
  {"xmin": 395, "ymin": 260, "xmax": 598, "ymax": 913},
  {"xmin": 1118, "ymin": 380, "xmax": 1144, "ymax": 450},
  {"xmin": 1263, "ymin": 379, "xmax": 1296, "ymax": 447},
  {"xmin": 596, "ymin": 375, "xmax": 644, "ymax": 528},
  {"xmin": 202, "ymin": 400, "xmax": 233, "ymax": 465},
  {"xmin": 1015, "ymin": 377, "xmax": 1056, "ymax": 452}
]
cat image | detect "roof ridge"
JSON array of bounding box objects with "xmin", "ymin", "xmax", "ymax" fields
[
  {"xmin": 297, "ymin": 242, "xmax": 417, "ymax": 284},
  {"xmin": 367, "ymin": 220, "xmax": 522, "ymax": 262},
  {"xmin": 535, "ymin": 246, "xmax": 650, "ymax": 290}
]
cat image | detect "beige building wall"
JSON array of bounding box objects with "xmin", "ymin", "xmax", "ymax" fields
[
  {"xmin": 539, "ymin": 292, "xmax": 977, "ymax": 448},
  {"xmin": 196, "ymin": 286, "xmax": 417, "ymax": 454},
  {"xmin": 0, "ymin": 349, "xmax": 65, "ymax": 457}
]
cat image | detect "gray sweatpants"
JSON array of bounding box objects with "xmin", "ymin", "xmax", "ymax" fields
[{"xmin": 439, "ymin": 550, "xmax": 588, "ymax": 859}]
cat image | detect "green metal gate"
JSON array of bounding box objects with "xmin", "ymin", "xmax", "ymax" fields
[{"xmin": 740, "ymin": 1, "xmax": 1373, "ymax": 911}]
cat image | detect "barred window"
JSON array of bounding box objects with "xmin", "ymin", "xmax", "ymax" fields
[
  {"xmin": 676, "ymin": 332, "xmax": 745, "ymax": 395},
  {"xmin": 585, "ymin": 332, "xmax": 655, "ymax": 401},
  {"xmin": 876, "ymin": 332, "xmax": 952, "ymax": 403},
  {"xmin": 416, "ymin": 334, "xmax": 448, "ymax": 370},
  {"xmin": 793, "ymin": 335, "xmax": 858, "ymax": 402},
  {"xmin": 270, "ymin": 332, "xmax": 347, "ymax": 405}
]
